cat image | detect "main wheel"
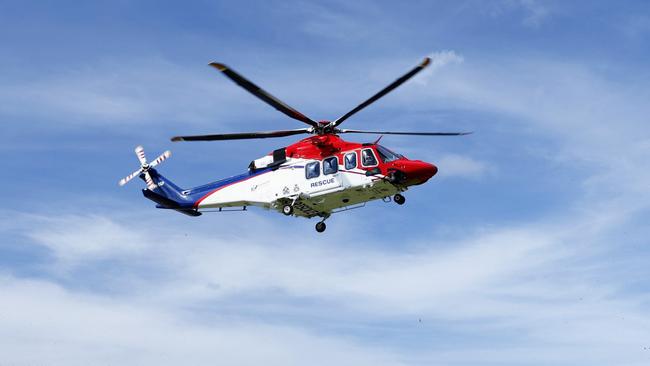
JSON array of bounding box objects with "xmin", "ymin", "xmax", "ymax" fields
[
  {"xmin": 315, "ymin": 221, "xmax": 326, "ymax": 233},
  {"xmin": 394, "ymin": 193, "xmax": 406, "ymax": 205},
  {"xmin": 282, "ymin": 205, "xmax": 293, "ymax": 216}
]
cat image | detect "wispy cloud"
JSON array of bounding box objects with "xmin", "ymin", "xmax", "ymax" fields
[
  {"xmin": 428, "ymin": 50, "xmax": 464, "ymax": 71},
  {"xmin": 293, "ymin": 2, "xmax": 372, "ymax": 41},
  {"xmin": 27, "ymin": 214, "xmax": 149, "ymax": 263},
  {"xmin": 488, "ymin": 0, "xmax": 551, "ymax": 28},
  {"xmin": 3, "ymin": 191, "xmax": 649, "ymax": 364},
  {"xmin": 0, "ymin": 274, "xmax": 400, "ymax": 366},
  {"xmin": 0, "ymin": 58, "xmax": 273, "ymax": 128},
  {"xmin": 517, "ymin": 0, "xmax": 550, "ymax": 27},
  {"xmin": 407, "ymin": 53, "xmax": 650, "ymax": 203},
  {"xmin": 413, "ymin": 51, "xmax": 464, "ymax": 86}
]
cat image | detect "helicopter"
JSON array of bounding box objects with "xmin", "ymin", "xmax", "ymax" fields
[{"xmin": 119, "ymin": 57, "xmax": 470, "ymax": 232}]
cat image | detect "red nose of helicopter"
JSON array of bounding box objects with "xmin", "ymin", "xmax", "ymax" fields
[
  {"xmin": 407, "ymin": 160, "xmax": 438, "ymax": 184},
  {"xmin": 387, "ymin": 159, "xmax": 437, "ymax": 185}
]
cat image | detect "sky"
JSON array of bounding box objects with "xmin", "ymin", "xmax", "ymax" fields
[{"xmin": 1, "ymin": 0, "xmax": 650, "ymax": 364}]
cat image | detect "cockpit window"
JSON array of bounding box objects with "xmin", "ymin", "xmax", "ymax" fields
[
  {"xmin": 344, "ymin": 152, "xmax": 357, "ymax": 170},
  {"xmin": 361, "ymin": 148, "xmax": 378, "ymax": 166},
  {"xmin": 376, "ymin": 145, "xmax": 402, "ymax": 163},
  {"xmin": 305, "ymin": 161, "xmax": 320, "ymax": 179},
  {"xmin": 323, "ymin": 156, "xmax": 338, "ymax": 175}
]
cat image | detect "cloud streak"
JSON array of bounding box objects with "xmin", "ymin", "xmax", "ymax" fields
[
  {"xmin": 3, "ymin": 185, "xmax": 649, "ymax": 364},
  {"xmin": 0, "ymin": 274, "xmax": 401, "ymax": 366}
]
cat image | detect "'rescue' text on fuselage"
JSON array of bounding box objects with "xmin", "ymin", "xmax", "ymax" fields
[{"xmin": 311, "ymin": 178, "xmax": 335, "ymax": 188}]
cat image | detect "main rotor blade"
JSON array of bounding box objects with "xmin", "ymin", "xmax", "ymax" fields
[
  {"xmin": 209, "ymin": 62, "xmax": 319, "ymax": 128},
  {"xmin": 339, "ymin": 129, "xmax": 472, "ymax": 136},
  {"xmin": 171, "ymin": 128, "xmax": 311, "ymax": 142},
  {"xmin": 331, "ymin": 57, "xmax": 432, "ymax": 129}
]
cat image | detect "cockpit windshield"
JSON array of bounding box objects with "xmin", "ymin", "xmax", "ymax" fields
[{"xmin": 376, "ymin": 145, "xmax": 403, "ymax": 163}]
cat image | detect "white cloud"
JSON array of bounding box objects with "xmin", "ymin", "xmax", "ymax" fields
[
  {"xmin": 428, "ymin": 50, "xmax": 465, "ymax": 70},
  {"xmin": 27, "ymin": 214, "xmax": 149, "ymax": 263},
  {"xmin": 414, "ymin": 51, "xmax": 464, "ymax": 85},
  {"xmin": 4, "ymin": 197, "xmax": 650, "ymax": 365},
  {"xmin": 0, "ymin": 275, "xmax": 399, "ymax": 366}
]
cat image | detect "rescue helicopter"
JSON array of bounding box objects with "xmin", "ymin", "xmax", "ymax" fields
[{"xmin": 119, "ymin": 57, "xmax": 470, "ymax": 232}]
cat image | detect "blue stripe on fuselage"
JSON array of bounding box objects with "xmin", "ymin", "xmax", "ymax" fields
[{"xmin": 183, "ymin": 167, "xmax": 272, "ymax": 203}]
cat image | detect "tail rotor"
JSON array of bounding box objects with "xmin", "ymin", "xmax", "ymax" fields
[{"xmin": 119, "ymin": 146, "xmax": 171, "ymax": 190}]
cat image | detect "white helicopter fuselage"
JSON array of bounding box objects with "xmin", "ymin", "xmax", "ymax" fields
[{"xmin": 196, "ymin": 156, "xmax": 399, "ymax": 218}]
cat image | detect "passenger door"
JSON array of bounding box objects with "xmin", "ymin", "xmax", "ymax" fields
[{"xmin": 301, "ymin": 157, "xmax": 342, "ymax": 196}]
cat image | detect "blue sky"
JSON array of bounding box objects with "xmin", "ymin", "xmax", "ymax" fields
[{"xmin": 2, "ymin": 0, "xmax": 650, "ymax": 364}]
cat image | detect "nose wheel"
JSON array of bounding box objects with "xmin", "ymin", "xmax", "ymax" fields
[{"xmin": 394, "ymin": 193, "xmax": 406, "ymax": 205}]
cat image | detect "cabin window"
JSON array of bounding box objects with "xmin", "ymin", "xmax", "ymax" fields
[
  {"xmin": 323, "ymin": 157, "xmax": 339, "ymax": 175},
  {"xmin": 376, "ymin": 145, "xmax": 402, "ymax": 163},
  {"xmin": 344, "ymin": 152, "xmax": 357, "ymax": 169},
  {"xmin": 361, "ymin": 148, "xmax": 378, "ymax": 167},
  {"xmin": 305, "ymin": 161, "xmax": 320, "ymax": 179}
]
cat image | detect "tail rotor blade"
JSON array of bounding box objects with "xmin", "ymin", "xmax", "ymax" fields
[
  {"xmin": 144, "ymin": 171, "xmax": 157, "ymax": 190},
  {"xmin": 119, "ymin": 168, "xmax": 143, "ymax": 186},
  {"xmin": 135, "ymin": 145, "xmax": 147, "ymax": 165},
  {"xmin": 121, "ymin": 146, "xmax": 170, "ymax": 190},
  {"xmin": 150, "ymin": 150, "xmax": 171, "ymax": 167}
]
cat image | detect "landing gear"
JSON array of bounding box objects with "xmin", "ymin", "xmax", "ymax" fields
[
  {"xmin": 387, "ymin": 169, "xmax": 406, "ymax": 184},
  {"xmin": 315, "ymin": 221, "xmax": 327, "ymax": 233},
  {"xmin": 394, "ymin": 193, "xmax": 406, "ymax": 205},
  {"xmin": 282, "ymin": 204, "xmax": 293, "ymax": 216}
]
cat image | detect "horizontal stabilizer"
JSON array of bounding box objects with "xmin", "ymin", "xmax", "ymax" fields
[{"xmin": 142, "ymin": 189, "xmax": 202, "ymax": 217}]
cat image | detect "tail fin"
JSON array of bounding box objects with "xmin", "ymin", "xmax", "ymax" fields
[
  {"xmin": 143, "ymin": 169, "xmax": 201, "ymax": 216},
  {"xmin": 147, "ymin": 169, "xmax": 187, "ymax": 203},
  {"xmin": 118, "ymin": 146, "xmax": 201, "ymax": 217}
]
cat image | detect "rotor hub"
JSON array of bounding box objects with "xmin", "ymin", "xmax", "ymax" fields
[{"xmin": 315, "ymin": 121, "xmax": 336, "ymax": 135}]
